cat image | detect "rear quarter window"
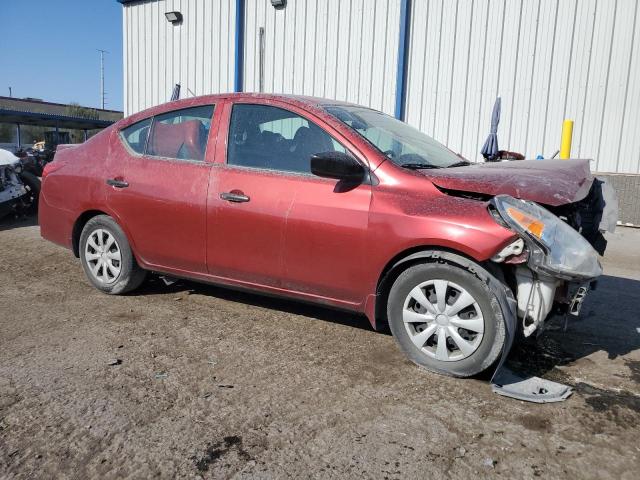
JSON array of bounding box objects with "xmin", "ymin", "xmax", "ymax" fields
[{"xmin": 120, "ymin": 118, "xmax": 152, "ymax": 154}]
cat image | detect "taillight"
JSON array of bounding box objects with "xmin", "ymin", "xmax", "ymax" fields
[{"xmin": 42, "ymin": 160, "xmax": 66, "ymax": 178}]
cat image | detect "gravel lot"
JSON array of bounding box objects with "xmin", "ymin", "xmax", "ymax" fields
[{"xmin": 1, "ymin": 216, "xmax": 639, "ymax": 479}]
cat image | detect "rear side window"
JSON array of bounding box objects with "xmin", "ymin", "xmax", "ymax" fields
[
  {"xmin": 121, "ymin": 118, "xmax": 151, "ymax": 154},
  {"xmin": 147, "ymin": 105, "xmax": 214, "ymax": 161},
  {"xmin": 227, "ymin": 104, "xmax": 346, "ymax": 174}
]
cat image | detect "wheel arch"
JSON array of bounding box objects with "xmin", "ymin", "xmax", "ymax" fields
[
  {"xmin": 370, "ymin": 246, "xmax": 491, "ymax": 331},
  {"xmin": 72, "ymin": 210, "xmax": 106, "ymax": 257},
  {"xmin": 71, "ymin": 209, "xmax": 138, "ymax": 261}
]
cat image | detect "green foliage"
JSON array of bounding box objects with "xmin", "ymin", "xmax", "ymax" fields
[
  {"xmin": 0, "ymin": 122, "xmax": 16, "ymax": 143},
  {"xmin": 65, "ymin": 103, "xmax": 100, "ymax": 120}
]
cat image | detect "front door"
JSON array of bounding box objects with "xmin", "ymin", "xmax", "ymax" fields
[
  {"xmin": 108, "ymin": 104, "xmax": 216, "ymax": 274},
  {"xmin": 280, "ymin": 176, "xmax": 371, "ymax": 305},
  {"xmin": 207, "ymin": 102, "xmax": 371, "ymax": 304}
]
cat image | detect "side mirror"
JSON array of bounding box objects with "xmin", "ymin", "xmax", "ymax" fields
[{"xmin": 310, "ymin": 151, "xmax": 365, "ymax": 182}]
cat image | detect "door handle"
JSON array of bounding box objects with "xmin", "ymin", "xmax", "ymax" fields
[
  {"xmin": 106, "ymin": 178, "xmax": 129, "ymax": 188},
  {"xmin": 220, "ymin": 191, "xmax": 250, "ymax": 203}
]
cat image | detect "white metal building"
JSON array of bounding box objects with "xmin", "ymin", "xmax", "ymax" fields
[{"xmin": 120, "ymin": 0, "xmax": 640, "ymax": 180}]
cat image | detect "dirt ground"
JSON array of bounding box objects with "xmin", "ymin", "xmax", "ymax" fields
[{"xmin": 1, "ymin": 216, "xmax": 639, "ymax": 479}]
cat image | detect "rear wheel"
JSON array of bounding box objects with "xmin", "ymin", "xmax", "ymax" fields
[
  {"xmin": 387, "ymin": 261, "xmax": 505, "ymax": 377},
  {"xmin": 79, "ymin": 215, "xmax": 146, "ymax": 294}
]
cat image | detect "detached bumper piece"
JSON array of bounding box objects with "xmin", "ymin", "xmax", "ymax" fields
[
  {"xmin": 488, "ymin": 272, "xmax": 573, "ymax": 403},
  {"xmin": 491, "ymin": 368, "xmax": 572, "ymax": 403}
]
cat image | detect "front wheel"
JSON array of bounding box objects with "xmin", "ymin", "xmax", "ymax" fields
[
  {"xmin": 387, "ymin": 260, "xmax": 505, "ymax": 377},
  {"xmin": 79, "ymin": 215, "xmax": 147, "ymax": 294}
]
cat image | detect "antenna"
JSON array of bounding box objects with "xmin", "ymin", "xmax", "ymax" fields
[{"xmin": 97, "ymin": 49, "xmax": 109, "ymax": 109}]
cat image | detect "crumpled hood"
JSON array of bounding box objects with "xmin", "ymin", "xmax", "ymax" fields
[
  {"xmin": 420, "ymin": 159, "xmax": 594, "ymax": 206},
  {"xmin": 0, "ymin": 148, "xmax": 20, "ymax": 167}
]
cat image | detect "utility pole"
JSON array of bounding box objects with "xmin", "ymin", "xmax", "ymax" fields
[
  {"xmin": 97, "ymin": 49, "xmax": 108, "ymax": 109},
  {"xmin": 8, "ymin": 86, "xmax": 12, "ymax": 97}
]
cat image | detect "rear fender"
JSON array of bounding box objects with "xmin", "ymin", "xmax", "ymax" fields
[{"xmin": 71, "ymin": 206, "xmax": 142, "ymax": 264}]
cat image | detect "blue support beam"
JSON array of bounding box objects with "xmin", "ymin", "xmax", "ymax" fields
[
  {"xmin": 234, "ymin": 0, "xmax": 245, "ymax": 92},
  {"xmin": 394, "ymin": 0, "xmax": 411, "ymax": 120}
]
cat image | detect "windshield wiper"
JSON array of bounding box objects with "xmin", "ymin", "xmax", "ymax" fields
[
  {"xmin": 447, "ymin": 160, "xmax": 472, "ymax": 168},
  {"xmin": 399, "ymin": 163, "xmax": 442, "ymax": 170}
]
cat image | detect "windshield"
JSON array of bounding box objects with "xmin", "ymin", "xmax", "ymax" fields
[{"xmin": 324, "ymin": 105, "xmax": 467, "ymax": 169}]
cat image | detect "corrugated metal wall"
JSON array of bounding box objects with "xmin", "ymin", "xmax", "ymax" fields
[
  {"xmin": 123, "ymin": 0, "xmax": 400, "ymax": 116},
  {"xmin": 405, "ymin": 0, "xmax": 640, "ymax": 173},
  {"xmin": 123, "ymin": 0, "xmax": 236, "ymax": 115},
  {"xmin": 123, "ymin": 0, "xmax": 640, "ymax": 174},
  {"xmin": 242, "ymin": 0, "xmax": 401, "ymax": 115}
]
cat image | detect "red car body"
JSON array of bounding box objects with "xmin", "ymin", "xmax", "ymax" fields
[{"xmin": 39, "ymin": 93, "xmax": 596, "ymax": 329}]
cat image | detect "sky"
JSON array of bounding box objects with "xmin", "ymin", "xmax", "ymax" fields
[{"xmin": 1, "ymin": 0, "xmax": 124, "ymax": 111}]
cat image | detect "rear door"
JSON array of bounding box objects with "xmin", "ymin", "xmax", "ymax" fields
[
  {"xmin": 205, "ymin": 102, "xmax": 296, "ymax": 287},
  {"xmin": 108, "ymin": 104, "xmax": 217, "ymax": 273}
]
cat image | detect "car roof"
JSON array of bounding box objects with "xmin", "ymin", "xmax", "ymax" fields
[
  {"xmin": 119, "ymin": 93, "xmax": 364, "ymax": 129},
  {"xmin": 203, "ymin": 92, "xmax": 358, "ymax": 108}
]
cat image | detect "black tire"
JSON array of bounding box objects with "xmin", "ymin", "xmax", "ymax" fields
[
  {"xmin": 387, "ymin": 259, "xmax": 506, "ymax": 378},
  {"xmin": 19, "ymin": 171, "xmax": 40, "ymax": 214},
  {"xmin": 79, "ymin": 215, "xmax": 146, "ymax": 294}
]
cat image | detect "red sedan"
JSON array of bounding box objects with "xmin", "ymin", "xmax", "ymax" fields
[{"xmin": 39, "ymin": 94, "xmax": 613, "ymax": 377}]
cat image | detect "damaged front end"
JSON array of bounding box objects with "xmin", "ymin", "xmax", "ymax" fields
[
  {"xmin": 488, "ymin": 178, "xmax": 617, "ymax": 337},
  {"xmin": 0, "ymin": 161, "xmax": 29, "ymax": 219}
]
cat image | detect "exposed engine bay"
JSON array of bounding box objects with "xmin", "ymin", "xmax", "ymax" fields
[
  {"xmin": 434, "ymin": 166, "xmax": 619, "ymax": 338},
  {"xmin": 548, "ymin": 177, "xmax": 618, "ymax": 255},
  {"xmin": 0, "ymin": 163, "xmax": 27, "ymax": 202},
  {"xmin": 489, "ymin": 177, "xmax": 618, "ymax": 337},
  {"xmin": 0, "ymin": 149, "xmax": 40, "ymax": 219}
]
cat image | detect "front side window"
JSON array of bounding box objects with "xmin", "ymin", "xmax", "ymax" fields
[
  {"xmin": 146, "ymin": 105, "xmax": 214, "ymax": 161},
  {"xmin": 120, "ymin": 118, "xmax": 151, "ymax": 154},
  {"xmin": 325, "ymin": 105, "xmax": 465, "ymax": 169},
  {"xmin": 227, "ymin": 104, "xmax": 345, "ymax": 174}
]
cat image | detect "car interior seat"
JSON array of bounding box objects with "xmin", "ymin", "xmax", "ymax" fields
[{"xmin": 148, "ymin": 120, "xmax": 207, "ymax": 160}]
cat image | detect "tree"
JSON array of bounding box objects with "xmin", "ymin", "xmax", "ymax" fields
[
  {"xmin": 0, "ymin": 123, "xmax": 16, "ymax": 143},
  {"xmin": 65, "ymin": 103, "xmax": 99, "ymax": 120}
]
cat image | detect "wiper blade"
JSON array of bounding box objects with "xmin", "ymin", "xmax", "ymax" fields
[
  {"xmin": 447, "ymin": 160, "xmax": 472, "ymax": 168},
  {"xmin": 400, "ymin": 163, "xmax": 442, "ymax": 170}
]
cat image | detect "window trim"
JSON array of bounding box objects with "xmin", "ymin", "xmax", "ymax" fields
[{"xmin": 225, "ymin": 102, "xmax": 365, "ymax": 178}]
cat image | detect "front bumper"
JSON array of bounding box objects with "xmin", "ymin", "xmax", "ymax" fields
[
  {"xmin": 513, "ymin": 265, "xmax": 593, "ymax": 337},
  {"xmin": 517, "ymin": 179, "xmax": 618, "ymax": 335},
  {"xmin": 490, "ymin": 184, "xmax": 618, "ymax": 336}
]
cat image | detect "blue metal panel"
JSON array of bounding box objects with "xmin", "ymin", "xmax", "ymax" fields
[
  {"xmin": 234, "ymin": 0, "xmax": 245, "ymax": 92},
  {"xmin": 394, "ymin": 0, "xmax": 411, "ymax": 120}
]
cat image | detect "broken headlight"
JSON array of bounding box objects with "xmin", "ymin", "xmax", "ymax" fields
[{"xmin": 491, "ymin": 195, "xmax": 602, "ymax": 280}]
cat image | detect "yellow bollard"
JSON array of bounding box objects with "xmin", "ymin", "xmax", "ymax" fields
[{"xmin": 560, "ymin": 119, "xmax": 574, "ymax": 159}]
